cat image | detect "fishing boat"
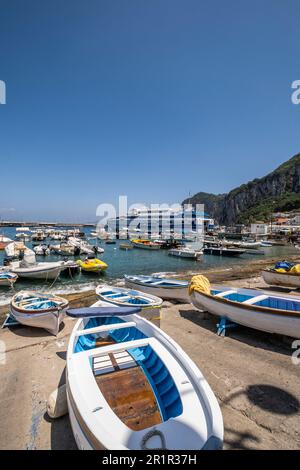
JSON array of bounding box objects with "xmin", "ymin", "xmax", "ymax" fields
[
  {"xmin": 189, "ymin": 275, "xmax": 300, "ymax": 338},
  {"xmin": 124, "ymin": 275, "xmax": 189, "ymax": 302},
  {"xmin": 10, "ymin": 291, "xmax": 69, "ymax": 335},
  {"xmin": 31, "ymin": 230, "xmax": 47, "ymax": 241},
  {"xmin": 7, "ymin": 249, "xmax": 64, "ymax": 280},
  {"xmin": 34, "ymin": 244, "xmax": 50, "ymax": 256},
  {"xmin": 0, "ymin": 271, "xmax": 18, "ymax": 287},
  {"xmin": 131, "ymin": 239, "xmax": 161, "ymax": 250},
  {"xmin": 105, "ymin": 238, "xmax": 116, "ymax": 244},
  {"xmin": 262, "ymin": 268, "xmax": 300, "ymax": 288},
  {"xmin": 77, "ymin": 258, "xmax": 108, "ymax": 273},
  {"xmin": 119, "ymin": 243, "xmax": 133, "ymax": 250},
  {"xmin": 0, "ymin": 235, "xmax": 12, "ymax": 250},
  {"xmin": 96, "ymin": 285, "xmax": 163, "ymax": 323},
  {"xmin": 5, "ymin": 241, "xmax": 34, "ymax": 259},
  {"xmin": 66, "ymin": 303, "xmax": 223, "ymax": 450},
  {"xmin": 203, "ymin": 246, "xmax": 245, "ymax": 257},
  {"xmin": 168, "ymin": 248, "xmax": 202, "ymax": 259},
  {"xmin": 68, "ymin": 237, "xmax": 95, "ymax": 255},
  {"xmin": 51, "ymin": 242, "xmax": 76, "ymax": 256}
]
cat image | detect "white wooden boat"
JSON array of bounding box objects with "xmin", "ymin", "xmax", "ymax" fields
[
  {"xmin": 96, "ymin": 285, "xmax": 163, "ymax": 323},
  {"xmin": 168, "ymin": 248, "xmax": 202, "ymax": 259},
  {"xmin": 262, "ymin": 269, "xmax": 300, "ymax": 288},
  {"xmin": 10, "ymin": 291, "xmax": 69, "ymax": 335},
  {"xmin": 190, "ymin": 276, "xmax": 300, "ymax": 338},
  {"xmin": 66, "ymin": 302, "xmax": 223, "ymax": 450},
  {"xmin": 0, "ymin": 271, "xmax": 18, "ymax": 287},
  {"xmin": 124, "ymin": 275, "xmax": 189, "ymax": 302}
]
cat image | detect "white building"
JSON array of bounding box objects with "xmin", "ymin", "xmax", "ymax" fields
[{"xmin": 250, "ymin": 223, "xmax": 269, "ymax": 236}]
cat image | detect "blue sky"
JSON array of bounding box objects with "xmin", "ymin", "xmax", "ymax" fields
[{"xmin": 0, "ymin": 0, "xmax": 300, "ymax": 222}]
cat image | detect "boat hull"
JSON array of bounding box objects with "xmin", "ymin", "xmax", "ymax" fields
[
  {"xmin": 132, "ymin": 242, "xmax": 160, "ymax": 250},
  {"xmin": 12, "ymin": 265, "xmax": 62, "ymax": 280},
  {"xmin": 190, "ymin": 290, "xmax": 300, "ymax": 338},
  {"xmin": 10, "ymin": 306, "xmax": 66, "ymax": 335},
  {"xmin": 262, "ymin": 270, "xmax": 300, "ymax": 288},
  {"xmin": 125, "ymin": 279, "xmax": 189, "ymax": 302},
  {"xmin": 0, "ymin": 278, "xmax": 17, "ymax": 287},
  {"xmin": 168, "ymin": 250, "xmax": 198, "ymax": 258}
]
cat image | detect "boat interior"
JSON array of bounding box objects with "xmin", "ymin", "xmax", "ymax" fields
[
  {"xmin": 127, "ymin": 276, "xmax": 188, "ymax": 288},
  {"xmin": 74, "ymin": 316, "xmax": 183, "ymax": 431},
  {"xmin": 100, "ymin": 290, "xmax": 153, "ymax": 305},
  {"xmin": 211, "ymin": 288, "xmax": 300, "ymax": 311}
]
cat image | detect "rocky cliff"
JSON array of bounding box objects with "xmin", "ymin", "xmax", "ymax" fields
[{"xmin": 183, "ymin": 153, "xmax": 300, "ymax": 225}]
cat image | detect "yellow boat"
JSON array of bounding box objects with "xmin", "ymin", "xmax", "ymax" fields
[
  {"xmin": 77, "ymin": 258, "xmax": 108, "ymax": 273},
  {"xmin": 131, "ymin": 239, "xmax": 161, "ymax": 250}
]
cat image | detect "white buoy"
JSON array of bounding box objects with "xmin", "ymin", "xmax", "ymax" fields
[{"xmin": 47, "ymin": 384, "xmax": 68, "ymax": 419}]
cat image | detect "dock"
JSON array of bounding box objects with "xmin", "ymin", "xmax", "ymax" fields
[{"xmin": 0, "ymin": 280, "xmax": 299, "ymax": 449}]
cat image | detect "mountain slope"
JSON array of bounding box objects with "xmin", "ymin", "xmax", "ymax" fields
[{"xmin": 183, "ymin": 153, "xmax": 300, "ymax": 225}]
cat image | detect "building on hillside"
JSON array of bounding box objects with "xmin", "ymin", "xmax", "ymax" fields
[{"xmin": 250, "ymin": 223, "xmax": 269, "ymax": 236}]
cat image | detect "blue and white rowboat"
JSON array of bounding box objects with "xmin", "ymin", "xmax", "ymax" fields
[
  {"xmin": 190, "ymin": 284, "xmax": 300, "ymax": 338},
  {"xmin": 124, "ymin": 274, "xmax": 189, "ymax": 302},
  {"xmin": 66, "ymin": 300, "xmax": 223, "ymax": 450},
  {"xmin": 0, "ymin": 271, "xmax": 18, "ymax": 287},
  {"xmin": 95, "ymin": 285, "xmax": 163, "ymax": 324}
]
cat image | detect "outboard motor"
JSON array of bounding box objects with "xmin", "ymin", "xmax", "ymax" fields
[{"xmin": 74, "ymin": 247, "xmax": 80, "ymax": 256}]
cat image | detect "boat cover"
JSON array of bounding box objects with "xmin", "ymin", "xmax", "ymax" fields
[{"xmin": 66, "ymin": 306, "xmax": 141, "ymax": 318}]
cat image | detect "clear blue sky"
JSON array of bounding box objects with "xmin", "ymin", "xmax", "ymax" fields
[{"xmin": 1, "ymin": 0, "xmax": 300, "ymax": 222}]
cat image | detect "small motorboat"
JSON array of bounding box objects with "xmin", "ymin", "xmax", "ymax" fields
[
  {"xmin": 0, "ymin": 235, "xmax": 13, "ymax": 250},
  {"xmin": 131, "ymin": 239, "xmax": 161, "ymax": 250},
  {"xmin": 66, "ymin": 302, "xmax": 223, "ymax": 450},
  {"xmin": 31, "ymin": 230, "xmax": 47, "ymax": 241},
  {"xmin": 51, "ymin": 242, "xmax": 76, "ymax": 256},
  {"xmin": 96, "ymin": 285, "xmax": 163, "ymax": 323},
  {"xmin": 5, "ymin": 241, "xmax": 34, "ymax": 259},
  {"xmin": 260, "ymin": 241, "xmax": 273, "ymax": 247},
  {"xmin": 0, "ymin": 271, "xmax": 18, "ymax": 287},
  {"xmin": 10, "ymin": 291, "xmax": 69, "ymax": 335},
  {"xmin": 105, "ymin": 238, "xmax": 116, "ymax": 244},
  {"xmin": 34, "ymin": 244, "xmax": 50, "ymax": 256},
  {"xmin": 8, "ymin": 251, "xmax": 64, "ymax": 280},
  {"xmin": 77, "ymin": 258, "xmax": 108, "ymax": 273},
  {"xmin": 203, "ymin": 246, "xmax": 245, "ymax": 257},
  {"xmin": 124, "ymin": 274, "xmax": 189, "ymax": 302},
  {"xmin": 119, "ymin": 243, "xmax": 133, "ymax": 250},
  {"xmin": 189, "ymin": 275, "xmax": 300, "ymax": 338},
  {"xmin": 168, "ymin": 248, "xmax": 202, "ymax": 259},
  {"xmin": 68, "ymin": 237, "xmax": 95, "ymax": 255}
]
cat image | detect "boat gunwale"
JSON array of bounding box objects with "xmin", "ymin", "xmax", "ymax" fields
[
  {"xmin": 124, "ymin": 275, "xmax": 188, "ymax": 290},
  {"xmin": 11, "ymin": 291, "xmax": 69, "ymax": 314},
  {"xmin": 192, "ymin": 289, "xmax": 300, "ymax": 318},
  {"xmin": 263, "ymin": 268, "xmax": 300, "ymax": 278}
]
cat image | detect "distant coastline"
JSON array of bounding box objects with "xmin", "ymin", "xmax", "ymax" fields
[{"xmin": 0, "ymin": 221, "xmax": 95, "ymax": 227}]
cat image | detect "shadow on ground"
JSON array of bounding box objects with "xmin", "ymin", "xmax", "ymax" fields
[{"xmin": 179, "ymin": 309, "xmax": 294, "ymax": 355}]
